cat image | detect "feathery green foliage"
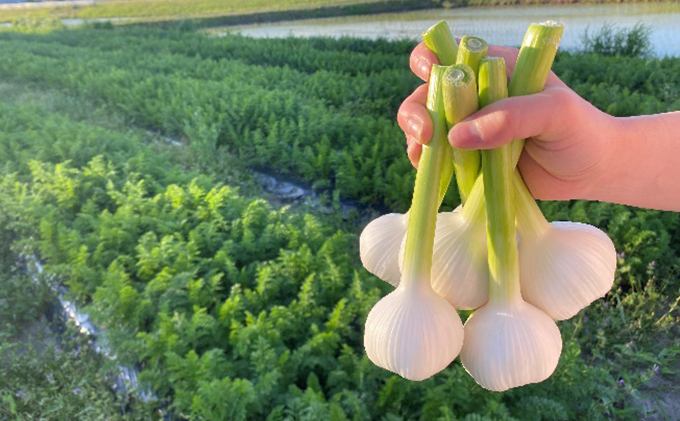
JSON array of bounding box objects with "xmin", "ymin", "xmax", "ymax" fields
[{"xmin": 0, "ymin": 24, "xmax": 678, "ymax": 420}]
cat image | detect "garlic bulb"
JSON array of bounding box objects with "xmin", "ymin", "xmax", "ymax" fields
[
  {"xmin": 515, "ymin": 175, "xmax": 617, "ymax": 320},
  {"xmin": 394, "ymin": 180, "xmax": 489, "ymax": 310},
  {"xmin": 364, "ymin": 284, "xmax": 464, "ymax": 381},
  {"xmin": 359, "ymin": 212, "xmax": 408, "ymax": 287},
  {"xmin": 364, "ymin": 64, "xmax": 467, "ymax": 381},
  {"xmin": 461, "ymin": 58, "xmax": 561, "ymax": 392},
  {"xmin": 431, "ymin": 184, "xmax": 488, "ymax": 309},
  {"xmin": 460, "ymin": 299, "xmax": 562, "ymax": 392}
]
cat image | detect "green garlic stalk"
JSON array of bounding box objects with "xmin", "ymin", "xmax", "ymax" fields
[
  {"xmin": 360, "ymin": 21, "xmax": 459, "ymax": 287},
  {"xmin": 501, "ymin": 21, "xmax": 616, "ymax": 320},
  {"xmin": 423, "ymin": 20, "xmax": 458, "ymax": 66},
  {"xmin": 456, "ymin": 36, "xmax": 488, "ymax": 79},
  {"xmin": 429, "ymin": 65, "xmax": 489, "ymax": 309},
  {"xmin": 401, "ymin": 65, "xmax": 452, "ymax": 287},
  {"xmin": 443, "ymin": 63, "xmax": 481, "ymax": 205},
  {"xmin": 364, "ymin": 66, "xmax": 463, "ymax": 381},
  {"xmin": 423, "ymin": 20, "xmax": 457, "ymax": 203},
  {"xmin": 509, "ymin": 21, "xmax": 564, "ymax": 167},
  {"xmin": 460, "ymin": 58, "xmax": 562, "ymax": 392},
  {"xmin": 479, "ymin": 58, "xmax": 518, "ymax": 305}
]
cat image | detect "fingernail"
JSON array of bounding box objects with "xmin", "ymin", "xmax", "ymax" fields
[
  {"xmin": 469, "ymin": 120, "xmax": 483, "ymax": 143},
  {"xmin": 416, "ymin": 57, "xmax": 431, "ymax": 79},
  {"xmin": 407, "ymin": 117, "xmax": 423, "ymax": 139}
]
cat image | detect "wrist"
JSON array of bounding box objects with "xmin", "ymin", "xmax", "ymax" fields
[
  {"xmin": 579, "ymin": 112, "xmax": 623, "ymax": 203},
  {"xmin": 587, "ymin": 111, "xmax": 680, "ymax": 211}
]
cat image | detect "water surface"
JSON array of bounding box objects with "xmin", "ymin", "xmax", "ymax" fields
[{"xmin": 223, "ymin": 3, "xmax": 680, "ymax": 57}]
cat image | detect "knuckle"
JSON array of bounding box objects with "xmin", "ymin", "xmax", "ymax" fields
[{"xmin": 488, "ymin": 108, "xmax": 514, "ymax": 140}]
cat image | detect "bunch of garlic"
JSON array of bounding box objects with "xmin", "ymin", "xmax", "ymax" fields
[{"xmin": 360, "ymin": 21, "xmax": 617, "ymax": 391}]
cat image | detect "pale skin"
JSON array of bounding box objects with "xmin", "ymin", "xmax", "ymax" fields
[{"xmin": 398, "ymin": 42, "xmax": 680, "ymax": 212}]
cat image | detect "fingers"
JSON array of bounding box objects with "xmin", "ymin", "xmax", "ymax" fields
[
  {"xmin": 410, "ymin": 42, "xmax": 439, "ymax": 82},
  {"xmin": 448, "ymin": 86, "xmax": 576, "ymax": 150},
  {"xmin": 397, "ymin": 84, "xmax": 433, "ymax": 145},
  {"xmin": 517, "ymin": 151, "xmax": 585, "ymax": 201},
  {"xmin": 407, "ymin": 136, "xmax": 422, "ymax": 168},
  {"xmin": 404, "ymin": 40, "xmax": 567, "ymax": 170},
  {"xmin": 488, "ymin": 44, "xmax": 520, "ymax": 71}
]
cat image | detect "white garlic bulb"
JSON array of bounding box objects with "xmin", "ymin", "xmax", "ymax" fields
[
  {"xmin": 519, "ymin": 221, "xmax": 617, "ymax": 321},
  {"xmin": 513, "ymin": 172, "xmax": 617, "ymax": 321},
  {"xmin": 431, "ymin": 208, "xmax": 488, "ymax": 309},
  {"xmin": 364, "ymin": 283, "xmax": 464, "ymax": 381},
  {"xmin": 359, "ymin": 213, "xmax": 408, "ymax": 287},
  {"xmin": 460, "ymin": 300, "xmax": 562, "ymax": 391}
]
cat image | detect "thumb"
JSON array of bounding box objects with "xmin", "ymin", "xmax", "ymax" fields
[{"xmin": 448, "ymin": 86, "xmax": 573, "ymax": 150}]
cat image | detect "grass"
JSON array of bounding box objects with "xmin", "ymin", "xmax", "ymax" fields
[{"xmin": 582, "ymin": 22, "xmax": 652, "ymax": 58}]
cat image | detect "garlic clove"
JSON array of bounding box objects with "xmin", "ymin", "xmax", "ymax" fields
[
  {"xmin": 360, "ymin": 213, "xmax": 408, "ymax": 287},
  {"xmin": 364, "ymin": 284, "xmax": 464, "ymax": 381},
  {"xmin": 431, "ymin": 209, "xmax": 489, "ymax": 309},
  {"xmin": 520, "ymin": 221, "xmax": 617, "ymax": 320},
  {"xmin": 461, "ymin": 300, "xmax": 562, "ymax": 392}
]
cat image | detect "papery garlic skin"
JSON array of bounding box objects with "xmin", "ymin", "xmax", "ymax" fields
[
  {"xmin": 360, "ymin": 213, "xmax": 407, "ymax": 287},
  {"xmin": 519, "ymin": 221, "xmax": 616, "ymax": 321},
  {"xmin": 431, "ymin": 208, "xmax": 488, "ymax": 309},
  {"xmin": 460, "ymin": 300, "xmax": 562, "ymax": 392},
  {"xmin": 364, "ymin": 284, "xmax": 464, "ymax": 381}
]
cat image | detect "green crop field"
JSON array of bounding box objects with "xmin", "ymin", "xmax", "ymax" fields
[
  {"xmin": 0, "ymin": 21, "xmax": 679, "ymax": 420},
  {"xmin": 0, "ymin": 0, "xmax": 433, "ymax": 23}
]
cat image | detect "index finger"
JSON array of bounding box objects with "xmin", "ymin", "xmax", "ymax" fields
[{"xmin": 410, "ymin": 42, "xmax": 439, "ymax": 82}]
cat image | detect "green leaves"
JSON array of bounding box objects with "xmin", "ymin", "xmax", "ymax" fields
[{"xmin": 0, "ymin": 27, "xmax": 678, "ymax": 421}]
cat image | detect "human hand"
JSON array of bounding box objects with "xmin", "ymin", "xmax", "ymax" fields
[{"xmin": 397, "ymin": 42, "xmax": 617, "ymax": 201}]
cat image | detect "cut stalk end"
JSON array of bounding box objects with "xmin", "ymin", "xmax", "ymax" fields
[
  {"xmin": 456, "ymin": 36, "xmax": 489, "ymax": 78},
  {"xmin": 422, "ymin": 21, "xmax": 458, "ymax": 66}
]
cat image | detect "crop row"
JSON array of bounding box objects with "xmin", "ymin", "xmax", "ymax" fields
[
  {"xmin": 1, "ymin": 28, "xmax": 679, "ymax": 214},
  {"xmin": 0, "ymin": 98, "xmax": 644, "ymax": 420}
]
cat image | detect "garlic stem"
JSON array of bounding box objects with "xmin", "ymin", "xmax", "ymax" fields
[
  {"xmin": 359, "ymin": 26, "xmax": 470, "ymax": 287},
  {"xmin": 513, "ymin": 172, "xmax": 550, "ymax": 239},
  {"xmin": 422, "ymin": 21, "xmax": 458, "ymax": 66},
  {"xmin": 478, "ymin": 57, "xmax": 519, "ymax": 305},
  {"xmin": 400, "ymin": 65, "xmax": 448, "ymax": 287},
  {"xmin": 443, "ymin": 64, "xmax": 480, "ymax": 206},
  {"xmin": 456, "ymin": 36, "xmax": 488, "ymax": 78},
  {"xmin": 422, "ymin": 21, "xmax": 458, "ymax": 206},
  {"xmin": 509, "ymin": 21, "xmax": 564, "ymax": 167},
  {"xmin": 459, "ymin": 175, "xmax": 485, "ymax": 222}
]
